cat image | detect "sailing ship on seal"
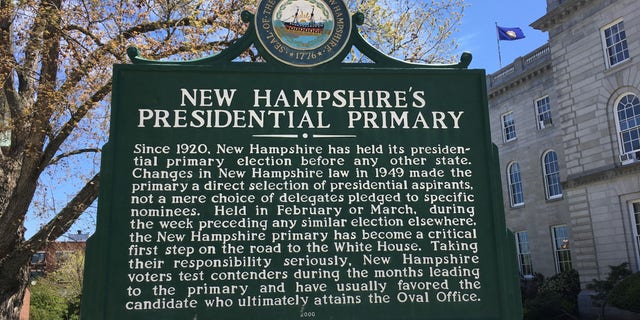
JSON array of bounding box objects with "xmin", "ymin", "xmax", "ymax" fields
[{"xmin": 283, "ymin": 7, "xmax": 325, "ymax": 34}]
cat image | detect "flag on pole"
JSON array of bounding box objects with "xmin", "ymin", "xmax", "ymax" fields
[
  {"xmin": 495, "ymin": 24, "xmax": 525, "ymax": 67},
  {"xmin": 497, "ymin": 26, "xmax": 525, "ymax": 40}
]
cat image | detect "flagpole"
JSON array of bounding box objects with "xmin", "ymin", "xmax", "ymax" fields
[{"xmin": 496, "ymin": 22, "xmax": 503, "ymax": 68}]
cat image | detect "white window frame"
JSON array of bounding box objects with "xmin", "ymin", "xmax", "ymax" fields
[
  {"xmin": 502, "ymin": 112, "xmax": 517, "ymax": 143},
  {"xmin": 31, "ymin": 251, "xmax": 46, "ymax": 265},
  {"xmin": 515, "ymin": 231, "xmax": 533, "ymax": 277},
  {"xmin": 55, "ymin": 250, "xmax": 74, "ymax": 264},
  {"xmin": 614, "ymin": 93, "xmax": 640, "ymax": 164},
  {"xmin": 601, "ymin": 19, "xmax": 630, "ymax": 68},
  {"xmin": 535, "ymin": 96, "xmax": 552, "ymax": 130},
  {"xmin": 542, "ymin": 150, "xmax": 563, "ymax": 199},
  {"xmin": 507, "ymin": 162, "xmax": 524, "ymax": 207},
  {"xmin": 629, "ymin": 201, "xmax": 640, "ymax": 270},
  {"xmin": 551, "ymin": 225, "xmax": 572, "ymax": 273}
]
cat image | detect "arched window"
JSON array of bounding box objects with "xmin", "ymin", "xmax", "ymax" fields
[
  {"xmin": 507, "ymin": 162, "xmax": 524, "ymax": 207},
  {"xmin": 543, "ymin": 151, "xmax": 562, "ymax": 199},
  {"xmin": 616, "ymin": 93, "xmax": 640, "ymax": 162}
]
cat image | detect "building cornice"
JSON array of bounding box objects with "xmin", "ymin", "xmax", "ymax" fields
[
  {"xmin": 565, "ymin": 161, "xmax": 640, "ymax": 189},
  {"xmin": 487, "ymin": 44, "xmax": 552, "ymax": 99},
  {"xmin": 488, "ymin": 63, "xmax": 552, "ymax": 99},
  {"xmin": 531, "ymin": 0, "xmax": 598, "ymax": 31}
]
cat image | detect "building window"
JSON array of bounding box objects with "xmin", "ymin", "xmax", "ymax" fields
[
  {"xmin": 602, "ymin": 20, "xmax": 630, "ymax": 68},
  {"xmin": 535, "ymin": 96, "xmax": 552, "ymax": 129},
  {"xmin": 551, "ymin": 225, "xmax": 572, "ymax": 273},
  {"xmin": 55, "ymin": 250, "xmax": 73, "ymax": 264},
  {"xmin": 631, "ymin": 202, "xmax": 640, "ymax": 266},
  {"xmin": 508, "ymin": 162, "xmax": 524, "ymax": 207},
  {"xmin": 543, "ymin": 150, "xmax": 562, "ymax": 199},
  {"xmin": 515, "ymin": 231, "xmax": 533, "ymax": 276},
  {"xmin": 29, "ymin": 251, "xmax": 46, "ymax": 279},
  {"xmin": 31, "ymin": 252, "xmax": 45, "ymax": 265},
  {"xmin": 502, "ymin": 112, "xmax": 516, "ymax": 142},
  {"xmin": 616, "ymin": 94, "xmax": 640, "ymax": 163}
]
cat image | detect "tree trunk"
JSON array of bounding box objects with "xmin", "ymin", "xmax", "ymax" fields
[
  {"xmin": 0, "ymin": 140, "xmax": 28, "ymax": 319},
  {"xmin": 0, "ymin": 249, "xmax": 30, "ymax": 320}
]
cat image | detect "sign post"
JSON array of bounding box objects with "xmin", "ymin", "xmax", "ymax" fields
[{"xmin": 81, "ymin": 2, "xmax": 522, "ymax": 319}]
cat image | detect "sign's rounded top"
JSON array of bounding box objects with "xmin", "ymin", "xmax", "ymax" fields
[{"xmin": 255, "ymin": 0, "xmax": 352, "ymax": 67}]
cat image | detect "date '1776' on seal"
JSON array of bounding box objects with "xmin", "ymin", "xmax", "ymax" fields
[{"xmin": 256, "ymin": 0, "xmax": 352, "ymax": 67}]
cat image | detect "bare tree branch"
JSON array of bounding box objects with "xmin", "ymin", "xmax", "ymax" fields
[
  {"xmin": 39, "ymin": 81, "xmax": 111, "ymax": 172},
  {"xmin": 24, "ymin": 173, "xmax": 99, "ymax": 252},
  {"xmin": 48, "ymin": 148, "xmax": 101, "ymax": 166},
  {"xmin": 148, "ymin": 39, "xmax": 236, "ymax": 60},
  {"xmin": 58, "ymin": 13, "xmax": 226, "ymax": 96},
  {"xmin": 65, "ymin": 24, "xmax": 105, "ymax": 47}
]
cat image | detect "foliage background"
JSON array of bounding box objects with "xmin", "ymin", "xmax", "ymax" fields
[{"xmin": 29, "ymin": 251, "xmax": 84, "ymax": 320}]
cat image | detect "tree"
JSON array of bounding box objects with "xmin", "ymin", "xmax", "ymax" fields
[
  {"xmin": 29, "ymin": 281, "xmax": 69, "ymax": 320},
  {"xmin": 0, "ymin": 0, "xmax": 464, "ymax": 318},
  {"xmin": 352, "ymin": 0, "xmax": 464, "ymax": 63},
  {"xmin": 29, "ymin": 250, "xmax": 85, "ymax": 320},
  {"xmin": 587, "ymin": 263, "xmax": 633, "ymax": 319}
]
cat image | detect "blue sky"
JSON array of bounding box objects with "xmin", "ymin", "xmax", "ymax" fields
[{"xmin": 454, "ymin": 0, "xmax": 549, "ymax": 73}]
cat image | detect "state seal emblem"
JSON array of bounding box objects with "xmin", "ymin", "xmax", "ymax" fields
[{"xmin": 256, "ymin": 0, "xmax": 351, "ymax": 67}]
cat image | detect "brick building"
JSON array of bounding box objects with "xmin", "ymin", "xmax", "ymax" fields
[
  {"xmin": 29, "ymin": 231, "xmax": 88, "ymax": 278},
  {"xmin": 22, "ymin": 232, "xmax": 88, "ymax": 319}
]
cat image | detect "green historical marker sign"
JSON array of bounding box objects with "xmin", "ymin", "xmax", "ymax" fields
[{"xmin": 81, "ymin": 2, "xmax": 522, "ymax": 319}]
